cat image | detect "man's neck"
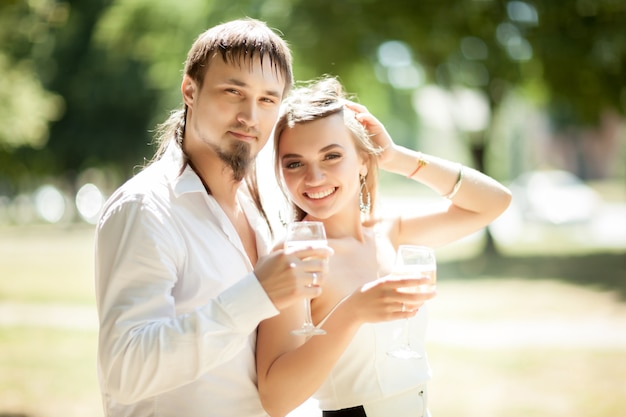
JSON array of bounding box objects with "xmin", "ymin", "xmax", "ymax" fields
[{"xmin": 188, "ymin": 153, "xmax": 242, "ymax": 208}]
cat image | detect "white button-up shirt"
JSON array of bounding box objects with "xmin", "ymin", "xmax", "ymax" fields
[{"xmin": 95, "ymin": 144, "xmax": 279, "ymax": 417}]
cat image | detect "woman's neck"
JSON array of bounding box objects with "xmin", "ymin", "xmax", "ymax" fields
[{"xmin": 306, "ymin": 211, "xmax": 367, "ymax": 242}]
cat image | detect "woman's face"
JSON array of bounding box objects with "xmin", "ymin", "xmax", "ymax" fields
[{"xmin": 277, "ymin": 113, "xmax": 367, "ymax": 220}]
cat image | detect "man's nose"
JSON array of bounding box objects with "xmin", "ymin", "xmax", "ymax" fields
[{"xmin": 236, "ymin": 100, "xmax": 259, "ymax": 127}]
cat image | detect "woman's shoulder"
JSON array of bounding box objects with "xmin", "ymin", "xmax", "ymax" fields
[{"xmin": 363, "ymin": 216, "xmax": 400, "ymax": 247}]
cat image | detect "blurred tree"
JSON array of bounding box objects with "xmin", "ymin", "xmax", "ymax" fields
[
  {"xmin": 536, "ymin": 0, "xmax": 625, "ymax": 127},
  {"xmin": 0, "ymin": 0, "xmax": 67, "ymax": 191},
  {"xmin": 262, "ymin": 0, "xmax": 624, "ymax": 252},
  {"xmin": 0, "ymin": 0, "xmax": 271, "ymax": 190},
  {"xmin": 270, "ymin": 0, "xmax": 624, "ymax": 169},
  {"xmin": 43, "ymin": 0, "xmax": 157, "ymax": 180},
  {"xmin": 1, "ymin": 0, "xmax": 623, "ymax": 196}
]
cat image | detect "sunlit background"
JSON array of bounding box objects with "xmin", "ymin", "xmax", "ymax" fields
[{"xmin": 1, "ymin": 1, "xmax": 624, "ymax": 416}]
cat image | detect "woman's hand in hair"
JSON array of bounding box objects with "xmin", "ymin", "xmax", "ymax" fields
[{"xmin": 344, "ymin": 101, "xmax": 396, "ymax": 168}]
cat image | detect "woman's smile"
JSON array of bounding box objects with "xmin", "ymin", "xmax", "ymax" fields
[{"xmin": 304, "ymin": 187, "xmax": 337, "ymax": 200}]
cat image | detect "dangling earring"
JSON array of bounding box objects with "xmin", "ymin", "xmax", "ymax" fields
[{"xmin": 359, "ymin": 174, "xmax": 371, "ymax": 215}]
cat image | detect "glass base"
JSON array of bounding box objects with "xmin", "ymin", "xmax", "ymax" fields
[
  {"xmin": 291, "ymin": 324, "xmax": 326, "ymax": 336},
  {"xmin": 387, "ymin": 346, "xmax": 422, "ymax": 359}
]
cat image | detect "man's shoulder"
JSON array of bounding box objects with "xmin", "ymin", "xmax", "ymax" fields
[
  {"xmin": 117, "ymin": 162, "xmax": 167, "ymax": 195},
  {"xmin": 100, "ymin": 163, "xmax": 172, "ymax": 218}
]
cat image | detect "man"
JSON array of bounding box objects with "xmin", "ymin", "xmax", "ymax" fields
[{"xmin": 95, "ymin": 18, "xmax": 330, "ymax": 417}]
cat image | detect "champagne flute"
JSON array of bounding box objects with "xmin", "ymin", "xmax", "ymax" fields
[
  {"xmin": 285, "ymin": 221, "xmax": 328, "ymax": 336},
  {"xmin": 387, "ymin": 245, "xmax": 436, "ymax": 359}
]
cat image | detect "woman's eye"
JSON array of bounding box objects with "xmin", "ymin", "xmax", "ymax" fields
[
  {"xmin": 325, "ymin": 153, "xmax": 342, "ymax": 160},
  {"xmin": 285, "ymin": 161, "xmax": 302, "ymax": 169}
]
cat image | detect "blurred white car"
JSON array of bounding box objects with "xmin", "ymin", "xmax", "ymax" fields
[{"xmin": 509, "ymin": 170, "xmax": 601, "ymax": 225}]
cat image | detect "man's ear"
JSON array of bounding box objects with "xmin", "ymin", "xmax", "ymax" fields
[{"xmin": 181, "ymin": 75, "xmax": 196, "ymax": 107}]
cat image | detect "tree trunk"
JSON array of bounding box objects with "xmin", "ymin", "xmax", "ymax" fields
[{"xmin": 469, "ymin": 135, "xmax": 499, "ymax": 257}]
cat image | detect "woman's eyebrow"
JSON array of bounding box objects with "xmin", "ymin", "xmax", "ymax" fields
[
  {"xmin": 319, "ymin": 144, "xmax": 344, "ymax": 152},
  {"xmin": 280, "ymin": 144, "xmax": 345, "ymax": 161}
]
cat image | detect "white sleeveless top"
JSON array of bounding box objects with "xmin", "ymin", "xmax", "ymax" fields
[
  {"xmin": 314, "ymin": 227, "xmax": 432, "ymax": 411},
  {"xmin": 315, "ymin": 308, "xmax": 431, "ymax": 410}
]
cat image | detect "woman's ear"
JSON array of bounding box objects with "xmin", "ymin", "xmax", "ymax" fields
[
  {"xmin": 181, "ymin": 75, "xmax": 197, "ymax": 107},
  {"xmin": 359, "ymin": 153, "xmax": 370, "ymax": 177}
]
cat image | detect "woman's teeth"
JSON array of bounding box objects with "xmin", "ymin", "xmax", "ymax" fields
[{"xmin": 306, "ymin": 188, "xmax": 336, "ymax": 199}]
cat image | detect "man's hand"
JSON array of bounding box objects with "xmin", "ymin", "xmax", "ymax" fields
[{"xmin": 254, "ymin": 246, "xmax": 333, "ymax": 310}]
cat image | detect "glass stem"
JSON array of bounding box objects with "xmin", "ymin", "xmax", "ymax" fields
[
  {"xmin": 403, "ymin": 318, "xmax": 411, "ymax": 348},
  {"xmin": 303, "ymin": 298, "xmax": 315, "ymax": 328}
]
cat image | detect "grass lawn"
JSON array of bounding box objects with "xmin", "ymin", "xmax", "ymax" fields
[
  {"xmin": 428, "ymin": 345, "xmax": 626, "ymax": 417},
  {"xmin": 0, "ymin": 327, "xmax": 101, "ymax": 417},
  {"xmin": 426, "ymin": 278, "xmax": 626, "ymax": 417},
  {"xmin": 0, "ymin": 224, "xmax": 625, "ymax": 417},
  {"xmin": 0, "ymin": 225, "xmax": 95, "ymax": 305}
]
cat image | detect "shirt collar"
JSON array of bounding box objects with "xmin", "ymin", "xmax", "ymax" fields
[
  {"xmin": 159, "ymin": 141, "xmax": 272, "ymax": 255},
  {"xmin": 161, "ymin": 142, "xmax": 262, "ymax": 216},
  {"xmin": 159, "ymin": 142, "xmax": 206, "ymax": 197}
]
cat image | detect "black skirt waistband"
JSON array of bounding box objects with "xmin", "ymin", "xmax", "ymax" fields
[{"xmin": 322, "ymin": 405, "xmax": 367, "ymax": 417}]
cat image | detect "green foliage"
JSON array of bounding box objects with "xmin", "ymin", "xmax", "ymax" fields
[
  {"xmin": 0, "ymin": 55, "xmax": 63, "ymax": 149},
  {"xmin": 0, "ymin": 0, "xmax": 67, "ymax": 151},
  {"xmin": 93, "ymin": 0, "xmax": 215, "ymax": 110},
  {"xmin": 0, "ymin": 0, "xmax": 623, "ymax": 188},
  {"xmin": 42, "ymin": 0, "xmax": 158, "ymax": 176},
  {"xmin": 278, "ymin": 0, "xmax": 625, "ymax": 126},
  {"xmin": 534, "ymin": 0, "xmax": 626, "ymax": 126}
]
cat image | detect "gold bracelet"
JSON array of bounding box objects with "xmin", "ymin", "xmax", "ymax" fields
[
  {"xmin": 407, "ymin": 152, "xmax": 429, "ymax": 178},
  {"xmin": 444, "ymin": 164, "xmax": 464, "ymax": 199}
]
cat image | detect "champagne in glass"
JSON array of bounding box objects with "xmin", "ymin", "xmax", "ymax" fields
[
  {"xmin": 387, "ymin": 245, "xmax": 436, "ymax": 359},
  {"xmin": 285, "ymin": 221, "xmax": 327, "ymax": 336}
]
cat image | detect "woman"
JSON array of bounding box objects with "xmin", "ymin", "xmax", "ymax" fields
[{"xmin": 256, "ymin": 77, "xmax": 511, "ymax": 417}]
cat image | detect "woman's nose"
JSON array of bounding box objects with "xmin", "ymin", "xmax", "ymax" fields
[{"xmin": 305, "ymin": 164, "xmax": 325, "ymax": 184}]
